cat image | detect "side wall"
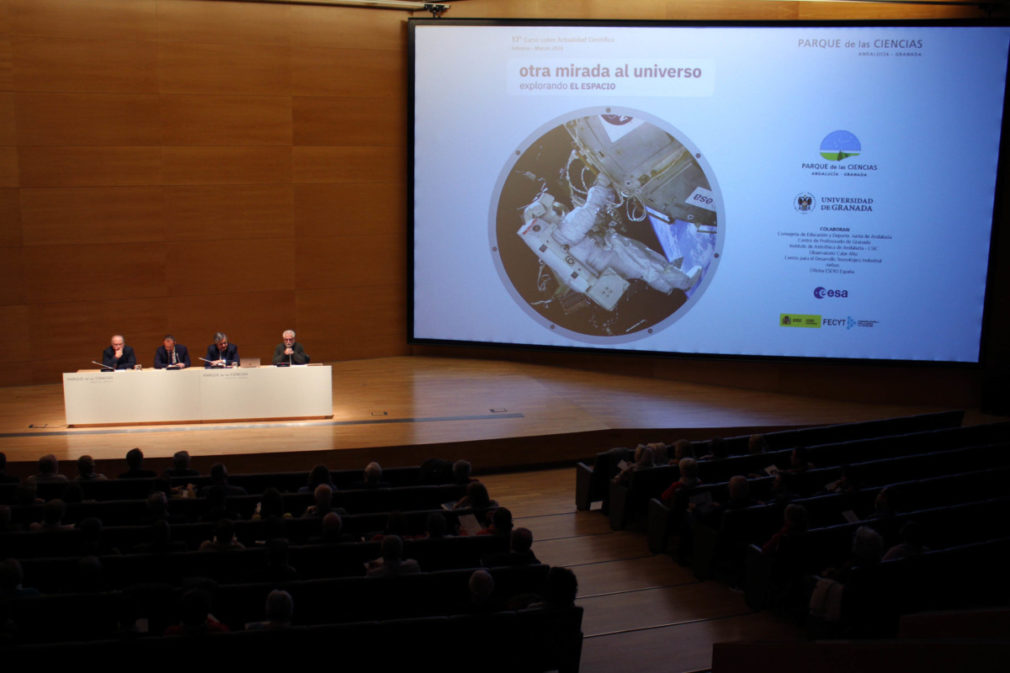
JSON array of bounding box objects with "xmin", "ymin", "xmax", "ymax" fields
[{"xmin": 0, "ymin": 0, "xmax": 1004, "ymax": 408}]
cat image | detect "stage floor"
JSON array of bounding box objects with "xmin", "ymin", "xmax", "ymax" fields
[{"xmin": 0, "ymin": 356, "xmax": 971, "ymax": 475}]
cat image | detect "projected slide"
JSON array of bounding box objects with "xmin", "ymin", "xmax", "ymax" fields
[{"xmin": 412, "ymin": 21, "xmax": 1010, "ymax": 362}]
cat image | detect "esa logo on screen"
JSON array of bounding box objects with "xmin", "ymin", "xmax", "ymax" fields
[{"xmin": 814, "ymin": 286, "xmax": 848, "ymax": 299}]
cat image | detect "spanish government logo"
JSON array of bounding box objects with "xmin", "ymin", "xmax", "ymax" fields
[{"xmin": 820, "ymin": 130, "xmax": 861, "ymax": 161}]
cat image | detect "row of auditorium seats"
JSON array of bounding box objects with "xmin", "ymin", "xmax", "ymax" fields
[{"xmin": 574, "ymin": 410, "xmax": 966, "ymax": 511}]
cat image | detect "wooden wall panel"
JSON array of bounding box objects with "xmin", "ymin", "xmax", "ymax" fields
[
  {"xmin": 293, "ymin": 96, "xmax": 402, "ymax": 147},
  {"xmin": 156, "ymin": 0, "xmax": 291, "ymax": 47},
  {"xmin": 296, "ymin": 287, "xmax": 407, "ymax": 361},
  {"xmin": 291, "ymin": 46, "xmax": 403, "ymax": 98},
  {"xmin": 23, "ymin": 244, "xmax": 167, "ymax": 304},
  {"xmin": 0, "ymin": 306, "xmax": 29, "ymax": 364},
  {"xmin": 157, "ymin": 41, "xmax": 291, "ymax": 95},
  {"xmin": 18, "ymin": 147, "xmax": 161, "ymax": 187},
  {"xmin": 15, "ymin": 93, "xmax": 161, "ymax": 146},
  {"xmin": 289, "ymin": 5, "xmax": 403, "ymax": 51},
  {"xmin": 0, "ymin": 146, "xmax": 16, "ymax": 186},
  {"xmin": 294, "ymin": 182, "xmax": 404, "ymax": 238},
  {"xmin": 13, "ymin": 36, "xmax": 158, "ymax": 93},
  {"xmin": 0, "ymin": 247, "xmax": 24, "ymax": 305},
  {"xmin": 292, "ymin": 146, "xmax": 401, "ymax": 184},
  {"xmin": 295, "ymin": 234, "xmax": 404, "ymax": 291},
  {"xmin": 161, "ymin": 147, "xmax": 290, "ymax": 185},
  {"xmin": 0, "ymin": 188, "xmax": 19, "ymax": 246},
  {"xmin": 161, "ymin": 94, "xmax": 293, "ymax": 146},
  {"xmin": 28, "ymin": 298, "xmax": 167, "ymax": 383},
  {"xmin": 20, "ymin": 187, "xmax": 165, "ymax": 246},
  {"xmin": 162, "ymin": 184, "xmax": 294, "ymax": 241},
  {"xmin": 0, "ymin": 35, "xmax": 11, "ymax": 91},
  {"xmin": 165, "ymin": 239, "xmax": 295, "ymax": 297},
  {"xmin": 9, "ymin": 0, "xmax": 157, "ymax": 41},
  {"xmin": 0, "ymin": 92, "xmax": 13, "ymax": 144}
]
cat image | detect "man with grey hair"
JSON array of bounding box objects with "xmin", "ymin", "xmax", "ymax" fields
[
  {"xmin": 272, "ymin": 329, "xmax": 310, "ymax": 365},
  {"xmin": 101, "ymin": 334, "xmax": 136, "ymax": 370},
  {"xmin": 205, "ymin": 332, "xmax": 239, "ymax": 368}
]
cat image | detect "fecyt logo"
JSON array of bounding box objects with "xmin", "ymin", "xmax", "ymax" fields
[{"xmin": 813, "ymin": 287, "xmax": 849, "ymax": 299}]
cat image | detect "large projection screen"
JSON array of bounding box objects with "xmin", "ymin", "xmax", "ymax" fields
[{"xmin": 410, "ymin": 20, "xmax": 1010, "ymax": 364}]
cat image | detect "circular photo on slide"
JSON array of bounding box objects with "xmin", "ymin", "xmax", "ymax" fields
[{"xmin": 489, "ymin": 108, "xmax": 724, "ymax": 343}]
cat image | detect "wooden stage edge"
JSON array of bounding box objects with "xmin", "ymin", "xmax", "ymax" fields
[{"xmin": 0, "ymin": 356, "xmax": 997, "ymax": 477}]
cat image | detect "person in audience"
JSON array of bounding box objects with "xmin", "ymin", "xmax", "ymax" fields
[
  {"xmin": 453, "ymin": 459, "xmax": 475, "ymax": 485},
  {"xmin": 453, "ymin": 481, "xmax": 497, "ymax": 524},
  {"xmin": 748, "ymin": 434, "xmax": 769, "ymax": 455},
  {"xmin": 154, "ymin": 334, "xmax": 190, "ymax": 369},
  {"xmin": 302, "ymin": 483, "xmax": 337, "ymax": 518},
  {"xmin": 29, "ymin": 498, "xmax": 72, "ymax": 532},
  {"xmin": 0, "ymin": 559, "xmax": 39, "ymax": 598},
  {"xmin": 75, "ymin": 455, "xmax": 106, "ymax": 481},
  {"xmin": 613, "ymin": 444, "xmax": 658, "ymax": 485},
  {"xmin": 246, "ymin": 589, "xmax": 294, "ymax": 630},
  {"xmin": 101, "ymin": 334, "xmax": 136, "ymax": 370},
  {"xmin": 199, "ymin": 463, "xmax": 247, "ymax": 497},
  {"xmin": 762, "ymin": 503, "xmax": 809, "ymax": 555},
  {"xmin": 479, "ymin": 506, "xmax": 513, "ymax": 538},
  {"xmin": 466, "ymin": 569, "xmax": 499, "ymax": 612},
  {"xmin": 300, "ymin": 464, "xmax": 336, "ymax": 493},
  {"xmin": 272, "ymin": 329, "xmax": 310, "ymax": 365},
  {"xmin": 541, "ymin": 566, "xmax": 579, "ymax": 608},
  {"xmin": 366, "ymin": 534, "xmax": 420, "ymax": 577},
  {"xmin": 205, "ymin": 332, "xmax": 239, "ymax": 368},
  {"xmin": 26, "ymin": 454, "xmax": 68, "ymax": 484},
  {"xmin": 312, "ymin": 511, "xmax": 357, "ymax": 544},
  {"xmin": 882, "ymin": 520, "xmax": 925, "ymax": 561},
  {"xmin": 164, "ymin": 588, "xmax": 229, "ymax": 635},
  {"xmin": 199, "ymin": 518, "xmax": 245, "ymax": 552},
  {"xmin": 769, "ymin": 470, "xmax": 800, "ymax": 505},
  {"xmin": 119, "ymin": 448, "xmax": 156, "ymax": 479},
  {"xmin": 660, "ymin": 457, "xmax": 700, "ymax": 506},
  {"xmin": 0, "ymin": 452, "xmax": 18, "ymax": 483},
  {"xmin": 76, "ymin": 555, "xmax": 106, "ymax": 592},
  {"xmin": 351, "ymin": 461, "xmax": 390, "ymax": 489},
  {"xmin": 422, "ymin": 511, "xmax": 449, "ymax": 539},
  {"xmin": 164, "ymin": 450, "xmax": 199, "ymax": 478},
  {"xmin": 253, "ymin": 487, "xmax": 291, "ymax": 521},
  {"xmin": 483, "ymin": 527, "xmax": 539, "ymax": 567},
  {"xmin": 0, "ymin": 505, "xmax": 14, "ymax": 532}
]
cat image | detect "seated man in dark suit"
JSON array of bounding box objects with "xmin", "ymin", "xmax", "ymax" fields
[
  {"xmin": 272, "ymin": 329, "xmax": 310, "ymax": 365},
  {"xmin": 154, "ymin": 334, "xmax": 191, "ymax": 369},
  {"xmin": 204, "ymin": 332, "xmax": 239, "ymax": 368},
  {"xmin": 101, "ymin": 334, "xmax": 136, "ymax": 370}
]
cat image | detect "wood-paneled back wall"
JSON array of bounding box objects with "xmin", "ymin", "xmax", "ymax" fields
[{"xmin": 0, "ymin": 0, "xmax": 1001, "ymax": 391}]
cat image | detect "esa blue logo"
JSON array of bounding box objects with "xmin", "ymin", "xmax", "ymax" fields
[{"xmin": 814, "ymin": 287, "xmax": 849, "ymax": 299}]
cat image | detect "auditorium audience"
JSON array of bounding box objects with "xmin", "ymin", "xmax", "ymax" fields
[
  {"xmin": 466, "ymin": 569, "xmax": 499, "ymax": 612},
  {"xmin": 29, "ymin": 498, "xmax": 71, "ymax": 532},
  {"xmin": 164, "ymin": 450, "xmax": 199, "ymax": 479},
  {"xmin": 119, "ymin": 448, "xmax": 156, "ymax": 479},
  {"xmin": 351, "ymin": 460, "xmax": 390, "ymax": 489},
  {"xmin": 883, "ymin": 520, "xmax": 928, "ymax": 561},
  {"xmin": 613, "ymin": 443, "xmax": 658, "ymax": 485},
  {"xmin": 245, "ymin": 589, "xmax": 294, "ymax": 630},
  {"xmin": 660, "ymin": 457, "xmax": 700, "ymax": 506},
  {"xmin": 366, "ymin": 534, "xmax": 420, "ymax": 577},
  {"xmin": 0, "ymin": 452, "xmax": 18, "ymax": 483},
  {"xmin": 300, "ymin": 464, "xmax": 336, "ymax": 493},
  {"xmin": 302, "ymin": 483, "xmax": 337, "ymax": 518},
  {"xmin": 75, "ymin": 454, "xmax": 106, "ymax": 481},
  {"xmin": 199, "ymin": 519, "xmax": 245, "ymax": 552},
  {"xmin": 199, "ymin": 463, "xmax": 247, "ymax": 497},
  {"xmin": 26, "ymin": 454, "xmax": 68, "ymax": 485},
  {"xmin": 483, "ymin": 527, "xmax": 539, "ymax": 567}
]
